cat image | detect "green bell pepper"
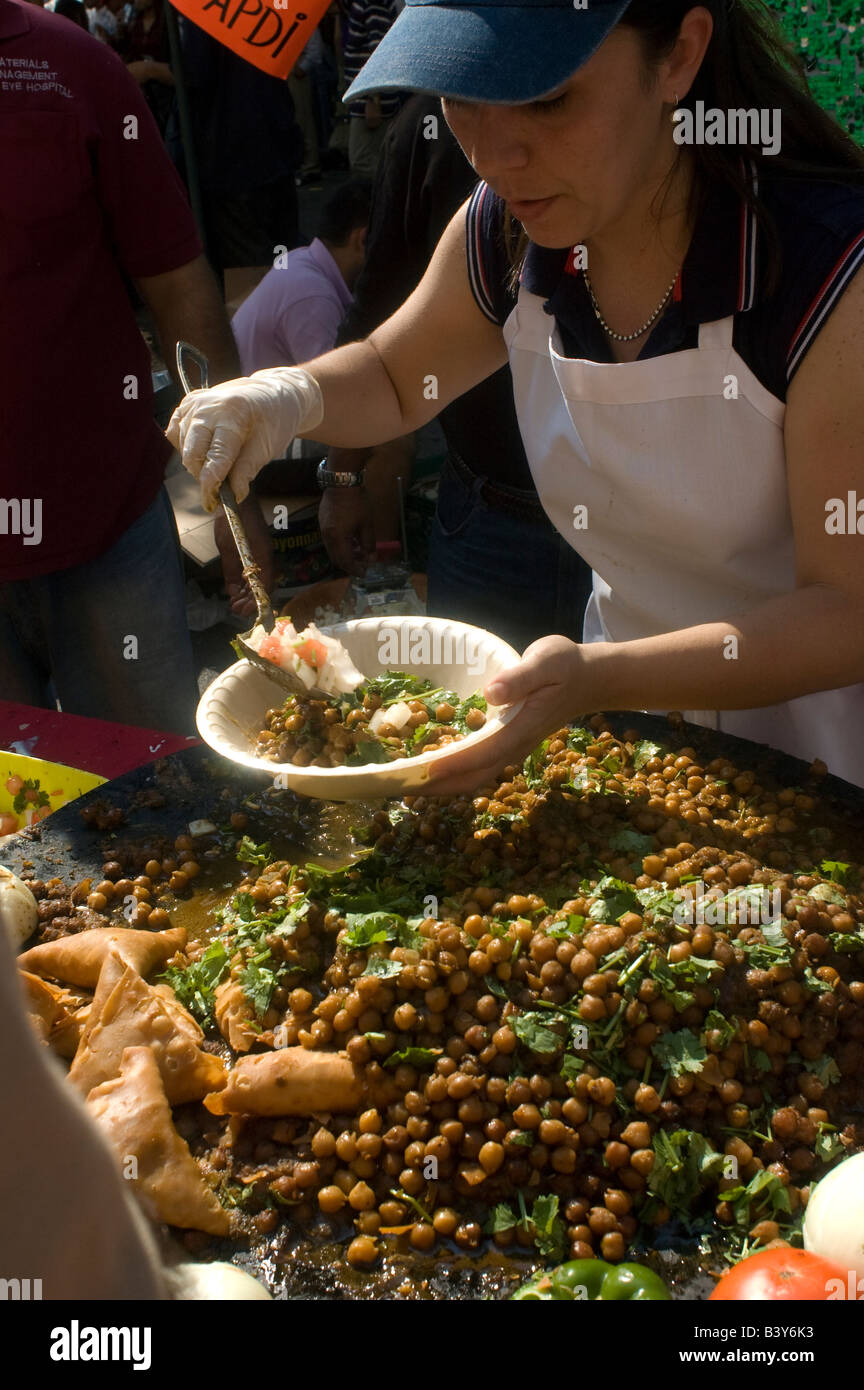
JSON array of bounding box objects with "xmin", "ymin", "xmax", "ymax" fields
[{"xmin": 511, "ymin": 1258, "xmax": 671, "ymax": 1301}]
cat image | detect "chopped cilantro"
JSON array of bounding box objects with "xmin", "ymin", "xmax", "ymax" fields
[
  {"xmin": 342, "ymin": 911, "xmax": 399, "ymax": 949},
  {"xmin": 383, "ymin": 1046, "xmax": 441, "ymax": 1070},
  {"xmin": 738, "ymin": 928, "xmax": 793, "ymax": 971},
  {"xmin": 803, "ymin": 967, "xmax": 834, "ymax": 995},
  {"xmin": 808, "ymin": 1055, "xmax": 841, "ymax": 1087},
  {"xmin": 560, "ymin": 1054, "xmax": 586, "ymax": 1086},
  {"xmin": 830, "ymin": 932, "xmax": 864, "ymax": 954},
  {"xmin": 451, "ymin": 692, "xmax": 488, "ymax": 735},
  {"xmin": 588, "ymin": 875, "xmax": 640, "ymax": 923},
  {"xmin": 607, "ymin": 827, "xmax": 655, "ymax": 857},
  {"xmin": 235, "ymin": 836, "xmax": 272, "ymax": 868},
  {"xmin": 361, "ymin": 955, "xmax": 403, "ymax": 979},
  {"xmin": 512, "ymin": 1010, "xmax": 566, "ymax": 1056},
  {"xmin": 547, "ymin": 913, "xmax": 586, "ymax": 940},
  {"xmin": 507, "ymin": 1130, "xmax": 534, "ymax": 1148},
  {"xmin": 702, "ymin": 1010, "xmax": 737, "ymax": 1048},
  {"xmin": 814, "ymin": 1124, "xmax": 845, "ymax": 1163},
  {"xmin": 636, "ymin": 886, "xmax": 681, "ymax": 921},
  {"xmin": 633, "ymin": 739, "xmax": 662, "ymax": 770},
  {"xmin": 389, "ymin": 1187, "xmax": 435, "ymax": 1225},
  {"xmin": 341, "ymin": 910, "xmax": 423, "ymax": 951},
  {"xmin": 159, "ymin": 940, "xmax": 229, "ymax": 1028},
  {"xmin": 238, "ymin": 954, "xmax": 281, "ymax": 1020},
  {"xmin": 529, "ymin": 1194, "xmax": 567, "ymax": 1262},
  {"xmin": 818, "ymin": 860, "xmax": 850, "ymax": 885},
  {"xmin": 346, "ymin": 739, "xmax": 394, "ymax": 766},
  {"xmin": 486, "ymin": 1203, "xmax": 518, "ymax": 1235},
  {"xmin": 567, "ymin": 767, "xmax": 610, "ymax": 794},
  {"xmin": 522, "ymin": 739, "xmax": 550, "ymax": 789},
  {"xmin": 647, "ymin": 1129, "xmax": 726, "ymax": 1211},
  {"xmin": 722, "ymin": 1168, "xmax": 792, "ymax": 1230},
  {"xmin": 652, "ymin": 1028, "xmax": 708, "ymax": 1078}
]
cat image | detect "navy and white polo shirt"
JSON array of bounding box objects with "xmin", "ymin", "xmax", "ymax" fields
[{"xmin": 466, "ymin": 166, "xmax": 864, "ymax": 402}]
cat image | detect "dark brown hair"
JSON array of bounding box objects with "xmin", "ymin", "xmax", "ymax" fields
[{"xmin": 504, "ymin": 0, "xmax": 864, "ymax": 294}]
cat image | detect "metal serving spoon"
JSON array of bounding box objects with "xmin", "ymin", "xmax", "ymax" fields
[{"xmin": 175, "ymin": 341, "xmax": 328, "ymax": 700}]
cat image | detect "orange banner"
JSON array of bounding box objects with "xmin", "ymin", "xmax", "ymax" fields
[{"xmin": 170, "ymin": 0, "xmax": 330, "ymax": 80}]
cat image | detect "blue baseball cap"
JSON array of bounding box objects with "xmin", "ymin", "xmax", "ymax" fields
[{"xmin": 343, "ymin": 0, "xmax": 634, "ymax": 106}]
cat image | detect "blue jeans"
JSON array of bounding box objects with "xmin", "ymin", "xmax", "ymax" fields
[
  {"xmin": 0, "ymin": 489, "xmax": 198, "ymax": 735},
  {"xmin": 426, "ymin": 458, "xmax": 593, "ymax": 652}
]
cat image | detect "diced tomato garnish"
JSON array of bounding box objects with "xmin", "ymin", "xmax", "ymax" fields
[
  {"xmin": 292, "ymin": 638, "xmax": 328, "ymax": 671},
  {"xmin": 258, "ymin": 633, "xmax": 284, "ymax": 663}
]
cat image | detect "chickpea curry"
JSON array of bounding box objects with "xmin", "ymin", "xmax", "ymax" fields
[
  {"xmin": 253, "ymin": 672, "xmax": 488, "ymax": 768},
  {"xmin": 17, "ymin": 717, "xmax": 864, "ymax": 1291}
]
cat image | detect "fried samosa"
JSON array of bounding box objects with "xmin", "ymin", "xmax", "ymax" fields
[
  {"xmin": 204, "ymin": 1047, "xmax": 365, "ymax": 1116},
  {"xmin": 19, "ymin": 970, "xmax": 68, "ymax": 1044},
  {"xmin": 69, "ymin": 950, "xmax": 225, "ymax": 1104},
  {"xmin": 85, "ymin": 1046, "xmax": 232, "ymax": 1236},
  {"xmin": 18, "ymin": 971, "xmax": 89, "ymax": 1057},
  {"xmin": 17, "ymin": 925, "xmax": 187, "ymax": 988},
  {"xmin": 214, "ymin": 978, "xmax": 259, "ymax": 1053}
]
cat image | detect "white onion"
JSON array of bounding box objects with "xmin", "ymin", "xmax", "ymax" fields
[
  {"xmin": 803, "ymin": 1152, "xmax": 864, "ymax": 1279},
  {"xmin": 291, "ymin": 656, "xmax": 318, "ymax": 690},
  {"xmin": 368, "ymin": 707, "xmax": 389, "ymax": 735},
  {"xmin": 188, "ymin": 820, "xmax": 217, "ymax": 837},
  {"xmin": 368, "ymin": 701, "xmax": 413, "ymax": 736},
  {"xmin": 309, "ymin": 628, "xmax": 364, "ymax": 694},
  {"xmin": 168, "ymin": 1261, "xmax": 273, "ymax": 1301},
  {"xmin": 383, "ymin": 700, "xmax": 413, "ymax": 731},
  {"xmin": 0, "ymin": 865, "xmax": 38, "ymax": 948}
]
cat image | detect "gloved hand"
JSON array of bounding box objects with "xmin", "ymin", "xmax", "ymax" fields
[{"xmin": 166, "ymin": 367, "xmax": 324, "ymax": 511}]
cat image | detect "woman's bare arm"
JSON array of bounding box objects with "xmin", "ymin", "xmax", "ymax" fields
[
  {"xmin": 297, "ymin": 198, "xmax": 509, "ymax": 444},
  {"xmin": 167, "ymin": 200, "xmax": 508, "ymax": 504}
]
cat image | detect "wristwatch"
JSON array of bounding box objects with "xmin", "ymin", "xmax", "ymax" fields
[{"xmin": 316, "ymin": 460, "xmax": 365, "ymax": 490}]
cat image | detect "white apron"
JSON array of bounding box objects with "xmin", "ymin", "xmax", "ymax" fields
[{"xmin": 503, "ymin": 286, "xmax": 864, "ymax": 787}]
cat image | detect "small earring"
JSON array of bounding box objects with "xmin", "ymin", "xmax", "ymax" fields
[{"xmin": 671, "ymin": 93, "xmax": 680, "ymax": 121}]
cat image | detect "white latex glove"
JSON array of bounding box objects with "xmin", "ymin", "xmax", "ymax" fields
[{"xmin": 166, "ymin": 367, "xmax": 324, "ymax": 511}]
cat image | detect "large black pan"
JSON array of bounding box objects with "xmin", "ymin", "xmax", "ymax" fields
[
  {"xmin": 7, "ymin": 709, "xmax": 864, "ymax": 888},
  {"xmin": 4, "ymin": 711, "xmax": 863, "ymax": 1299}
]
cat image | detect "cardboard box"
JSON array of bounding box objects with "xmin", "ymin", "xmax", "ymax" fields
[{"xmin": 166, "ymin": 475, "xmax": 334, "ymax": 588}]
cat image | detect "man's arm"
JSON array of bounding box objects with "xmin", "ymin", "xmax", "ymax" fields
[{"xmin": 137, "ymin": 254, "xmax": 241, "ymax": 388}]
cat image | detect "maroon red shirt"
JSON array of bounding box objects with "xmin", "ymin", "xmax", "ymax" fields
[{"xmin": 0, "ymin": 0, "xmax": 202, "ymax": 580}]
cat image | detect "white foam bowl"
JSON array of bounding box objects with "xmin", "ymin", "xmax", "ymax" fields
[{"xmin": 196, "ymin": 616, "xmax": 523, "ymax": 801}]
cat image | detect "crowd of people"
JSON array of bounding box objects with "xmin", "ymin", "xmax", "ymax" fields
[
  {"xmin": 4, "ymin": 0, "xmax": 585, "ymax": 736},
  {"xmin": 0, "ymin": 0, "xmax": 416, "ymax": 734}
]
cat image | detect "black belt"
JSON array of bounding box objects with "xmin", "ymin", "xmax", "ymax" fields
[{"xmin": 446, "ymin": 448, "xmax": 547, "ymax": 522}]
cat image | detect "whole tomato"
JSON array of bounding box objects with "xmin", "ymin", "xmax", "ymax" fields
[{"xmin": 710, "ymin": 1248, "xmax": 850, "ymax": 1301}]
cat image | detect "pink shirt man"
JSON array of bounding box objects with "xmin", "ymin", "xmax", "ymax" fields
[{"xmin": 232, "ymin": 237, "xmax": 353, "ymax": 372}]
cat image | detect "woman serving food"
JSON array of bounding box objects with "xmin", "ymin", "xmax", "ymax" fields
[{"xmin": 168, "ymin": 0, "xmax": 864, "ymax": 788}]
